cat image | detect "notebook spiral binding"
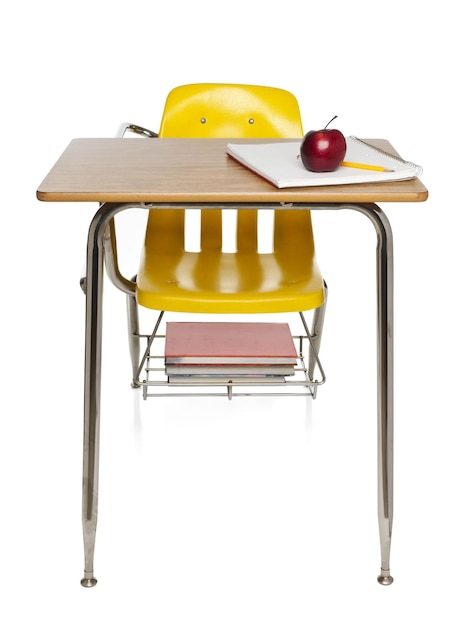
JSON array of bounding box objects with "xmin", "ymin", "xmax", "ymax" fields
[{"xmin": 349, "ymin": 136, "xmax": 423, "ymax": 176}]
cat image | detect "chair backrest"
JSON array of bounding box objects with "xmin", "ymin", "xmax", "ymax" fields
[
  {"xmin": 145, "ymin": 83, "xmax": 313, "ymax": 260},
  {"xmin": 158, "ymin": 83, "xmax": 304, "ymax": 138}
]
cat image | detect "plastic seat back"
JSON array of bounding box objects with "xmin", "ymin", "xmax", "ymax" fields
[
  {"xmin": 158, "ymin": 83, "xmax": 304, "ymax": 138},
  {"xmin": 139, "ymin": 83, "xmax": 322, "ymax": 314}
]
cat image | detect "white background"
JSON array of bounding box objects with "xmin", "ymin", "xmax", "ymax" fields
[{"xmin": 1, "ymin": 1, "xmax": 460, "ymax": 624}]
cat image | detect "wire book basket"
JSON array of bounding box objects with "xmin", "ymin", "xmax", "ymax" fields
[{"xmin": 133, "ymin": 314, "xmax": 325, "ymax": 401}]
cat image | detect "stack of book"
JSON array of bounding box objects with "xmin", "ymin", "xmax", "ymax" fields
[{"xmin": 164, "ymin": 321, "xmax": 298, "ymax": 384}]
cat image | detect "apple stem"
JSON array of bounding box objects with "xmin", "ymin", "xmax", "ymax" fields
[{"xmin": 324, "ymin": 115, "xmax": 338, "ymax": 129}]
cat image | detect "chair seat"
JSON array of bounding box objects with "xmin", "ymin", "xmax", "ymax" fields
[{"xmin": 136, "ymin": 247, "xmax": 325, "ymax": 314}]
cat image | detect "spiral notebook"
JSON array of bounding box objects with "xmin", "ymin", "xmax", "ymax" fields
[{"xmin": 226, "ymin": 136, "xmax": 423, "ymax": 188}]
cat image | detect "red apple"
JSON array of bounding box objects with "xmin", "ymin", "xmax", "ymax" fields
[{"xmin": 300, "ymin": 116, "xmax": 346, "ymax": 172}]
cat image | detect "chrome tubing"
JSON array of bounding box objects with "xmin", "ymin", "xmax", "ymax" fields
[
  {"xmin": 346, "ymin": 203, "xmax": 394, "ymax": 585},
  {"xmin": 80, "ymin": 201, "xmax": 393, "ymax": 586},
  {"xmin": 81, "ymin": 202, "xmax": 140, "ymax": 588}
]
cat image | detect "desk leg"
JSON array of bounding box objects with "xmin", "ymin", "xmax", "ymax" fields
[
  {"xmin": 80, "ymin": 203, "xmax": 129, "ymax": 587},
  {"xmin": 80, "ymin": 209, "xmax": 105, "ymax": 587},
  {"xmin": 352, "ymin": 203, "xmax": 394, "ymax": 585},
  {"xmin": 375, "ymin": 207, "xmax": 394, "ymax": 586}
]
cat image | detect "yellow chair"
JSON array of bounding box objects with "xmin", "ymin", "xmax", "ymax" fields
[{"xmin": 114, "ymin": 84, "xmax": 327, "ymax": 396}]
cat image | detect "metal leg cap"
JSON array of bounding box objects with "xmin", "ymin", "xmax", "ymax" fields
[
  {"xmin": 377, "ymin": 572, "xmax": 394, "ymax": 586},
  {"xmin": 80, "ymin": 577, "xmax": 98, "ymax": 588}
]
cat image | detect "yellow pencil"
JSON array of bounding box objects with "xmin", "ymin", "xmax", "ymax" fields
[{"xmin": 341, "ymin": 161, "xmax": 394, "ymax": 173}]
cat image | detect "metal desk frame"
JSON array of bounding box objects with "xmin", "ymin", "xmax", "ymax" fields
[
  {"xmin": 36, "ymin": 136, "xmax": 427, "ymax": 587},
  {"xmin": 82, "ymin": 199, "xmax": 393, "ymax": 587}
]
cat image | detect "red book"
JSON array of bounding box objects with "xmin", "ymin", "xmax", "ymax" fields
[{"xmin": 164, "ymin": 322, "xmax": 297, "ymax": 365}]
